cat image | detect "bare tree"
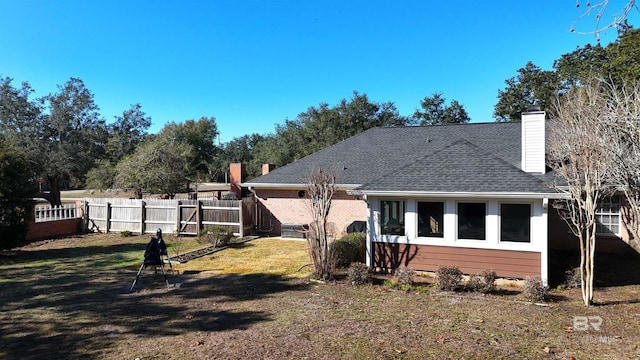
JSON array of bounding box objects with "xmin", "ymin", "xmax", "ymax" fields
[
  {"xmin": 305, "ymin": 168, "xmax": 337, "ymax": 280},
  {"xmin": 547, "ymin": 78, "xmax": 615, "ymax": 306},
  {"xmin": 603, "ymin": 80, "xmax": 640, "ymax": 251},
  {"xmin": 572, "ymin": 0, "xmax": 639, "ymax": 40}
]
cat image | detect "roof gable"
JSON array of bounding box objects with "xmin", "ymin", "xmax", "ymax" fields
[{"xmin": 355, "ymin": 139, "xmax": 553, "ymax": 194}]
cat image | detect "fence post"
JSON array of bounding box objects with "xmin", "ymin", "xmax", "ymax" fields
[
  {"xmin": 196, "ymin": 200, "xmax": 202, "ymax": 235},
  {"xmin": 176, "ymin": 200, "xmax": 181, "ymax": 235},
  {"xmin": 140, "ymin": 200, "xmax": 146, "ymax": 234},
  {"xmin": 238, "ymin": 200, "xmax": 244, "ymax": 238},
  {"xmin": 106, "ymin": 202, "xmax": 112, "ymax": 233},
  {"xmin": 83, "ymin": 201, "xmax": 89, "ymax": 232}
]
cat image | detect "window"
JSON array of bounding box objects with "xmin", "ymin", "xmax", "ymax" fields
[
  {"xmin": 457, "ymin": 202, "xmax": 486, "ymax": 240},
  {"xmin": 418, "ymin": 201, "xmax": 444, "ymax": 237},
  {"xmin": 596, "ymin": 196, "xmax": 621, "ymax": 235},
  {"xmin": 380, "ymin": 200, "xmax": 405, "ymax": 235},
  {"xmin": 500, "ymin": 203, "xmax": 531, "ymax": 243}
]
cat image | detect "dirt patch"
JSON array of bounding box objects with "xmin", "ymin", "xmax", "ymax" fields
[{"xmin": 1, "ymin": 234, "xmax": 639, "ymax": 359}]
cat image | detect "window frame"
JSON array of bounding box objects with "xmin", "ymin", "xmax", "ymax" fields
[
  {"xmin": 380, "ymin": 199, "xmax": 406, "ymax": 236},
  {"xmin": 596, "ymin": 195, "xmax": 621, "ymax": 236},
  {"xmin": 417, "ymin": 201, "xmax": 445, "ymax": 238},
  {"xmin": 456, "ymin": 202, "xmax": 487, "ymax": 241},
  {"xmin": 499, "ymin": 202, "xmax": 532, "ymax": 243}
]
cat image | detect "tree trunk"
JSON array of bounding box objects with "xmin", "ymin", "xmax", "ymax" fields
[
  {"xmin": 305, "ymin": 169, "xmax": 337, "ymax": 280},
  {"xmin": 40, "ymin": 177, "xmax": 63, "ymax": 207}
]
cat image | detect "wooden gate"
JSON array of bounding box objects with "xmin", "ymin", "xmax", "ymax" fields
[{"xmin": 177, "ymin": 200, "xmax": 200, "ymax": 236}]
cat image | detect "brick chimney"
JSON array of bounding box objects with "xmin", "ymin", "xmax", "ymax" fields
[
  {"xmin": 262, "ymin": 163, "xmax": 274, "ymax": 175},
  {"xmin": 229, "ymin": 163, "xmax": 246, "ymax": 198}
]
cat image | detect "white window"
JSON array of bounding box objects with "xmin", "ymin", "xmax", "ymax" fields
[
  {"xmin": 500, "ymin": 203, "xmax": 531, "ymax": 243},
  {"xmin": 596, "ymin": 196, "xmax": 621, "ymax": 236},
  {"xmin": 457, "ymin": 202, "xmax": 486, "ymax": 240},
  {"xmin": 417, "ymin": 201, "xmax": 444, "ymax": 238},
  {"xmin": 380, "ymin": 200, "xmax": 405, "ymax": 235}
]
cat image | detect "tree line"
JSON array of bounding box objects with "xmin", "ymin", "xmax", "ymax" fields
[
  {"xmin": 2, "ymin": 25, "xmax": 639, "ymax": 200},
  {"xmin": 0, "ymin": 82, "xmax": 472, "ymax": 205},
  {"xmin": 1, "ymin": 25, "xmax": 640, "ymax": 249}
]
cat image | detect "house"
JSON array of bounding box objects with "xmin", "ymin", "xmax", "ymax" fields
[{"xmin": 244, "ymin": 112, "xmax": 633, "ymax": 284}]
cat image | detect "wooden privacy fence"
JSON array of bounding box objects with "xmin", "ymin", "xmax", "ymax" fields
[{"xmin": 84, "ymin": 197, "xmax": 255, "ymax": 237}]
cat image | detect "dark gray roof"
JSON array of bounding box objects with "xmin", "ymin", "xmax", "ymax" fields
[
  {"xmin": 244, "ymin": 122, "xmax": 556, "ymax": 195},
  {"xmin": 356, "ymin": 139, "xmax": 553, "ymax": 193}
]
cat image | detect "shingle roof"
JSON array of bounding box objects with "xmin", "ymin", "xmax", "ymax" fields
[
  {"xmin": 356, "ymin": 139, "xmax": 553, "ymax": 193},
  {"xmin": 244, "ymin": 122, "xmax": 556, "ymax": 195}
]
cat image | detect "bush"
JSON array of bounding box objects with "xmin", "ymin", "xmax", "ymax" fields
[
  {"xmin": 394, "ymin": 265, "xmax": 416, "ymax": 285},
  {"xmin": 120, "ymin": 230, "xmax": 132, "ymax": 238},
  {"xmin": 435, "ymin": 265, "xmax": 463, "ymax": 291},
  {"xmin": 564, "ymin": 267, "xmax": 581, "ymax": 288},
  {"xmin": 199, "ymin": 226, "xmax": 233, "ymax": 247},
  {"xmin": 466, "ymin": 274, "xmax": 483, "ymax": 292},
  {"xmin": 466, "ymin": 269, "xmax": 497, "ymax": 293},
  {"xmin": 0, "ymin": 142, "xmax": 37, "ymax": 250},
  {"xmin": 522, "ymin": 276, "xmax": 548, "ymax": 302},
  {"xmin": 333, "ymin": 232, "xmax": 365, "ymax": 268},
  {"xmin": 347, "ymin": 262, "xmax": 371, "ymax": 285}
]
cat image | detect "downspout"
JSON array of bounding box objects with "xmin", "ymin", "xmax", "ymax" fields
[{"xmin": 541, "ymin": 198, "xmax": 549, "ymax": 286}]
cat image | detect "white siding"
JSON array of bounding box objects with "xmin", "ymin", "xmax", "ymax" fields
[{"xmin": 521, "ymin": 111, "xmax": 546, "ymax": 173}]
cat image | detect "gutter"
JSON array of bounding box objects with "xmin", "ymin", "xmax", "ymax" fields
[
  {"xmin": 345, "ymin": 190, "xmax": 569, "ymax": 199},
  {"xmin": 243, "ymin": 183, "xmax": 362, "ymax": 191}
]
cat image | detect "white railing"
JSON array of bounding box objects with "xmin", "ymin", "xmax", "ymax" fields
[{"xmin": 34, "ymin": 204, "xmax": 80, "ymax": 222}]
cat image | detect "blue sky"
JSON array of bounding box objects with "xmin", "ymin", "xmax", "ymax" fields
[{"xmin": 1, "ymin": 1, "xmax": 636, "ymax": 143}]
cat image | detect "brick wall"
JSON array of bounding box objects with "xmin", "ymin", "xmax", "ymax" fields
[
  {"xmin": 548, "ymin": 201, "xmax": 635, "ymax": 254},
  {"xmin": 254, "ymin": 189, "xmax": 367, "ymax": 238},
  {"xmin": 25, "ymin": 218, "xmax": 83, "ymax": 242}
]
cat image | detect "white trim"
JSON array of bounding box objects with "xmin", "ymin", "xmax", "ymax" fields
[
  {"xmin": 540, "ymin": 199, "xmax": 549, "ymax": 285},
  {"xmin": 369, "ymin": 197, "xmax": 546, "ymax": 253},
  {"xmin": 348, "ymin": 190, "xmax": 565, "ymax": 199},
  {"xmin": 245, "ymin": 183, "xmax": 360, "ymax": 191},
  {"xmin": 379, "ymin": 199, "xmax": 407, "ymax": 236},
  {"xmin": 455, "ymin": 200, "xmax": 488, "ymax": 242},
  {"xmin": 415, "ymin": 199, "xmax": 446, "ymax": 240},
  {"xmin": 498, "ymin": 201, "xmax": 533, "ymax": 244},
  {"xmin": 595, "ymin": 195, "xmax": 622, "ymax": 237}
]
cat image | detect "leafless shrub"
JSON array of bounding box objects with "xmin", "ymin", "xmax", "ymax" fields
[
  {"xmin": 435, "ymin": 265, "xmax": 462, "ymax": 291},
  {"xmin": 564, "ymin": 267, "xmax": 582, "ymax": 288},
  {"xmin": 522, "ymin": 276, "xmax": 548, "ymax": 303},
  {"xmin": 347, "ymin": 262, "xmax": 371, "ymax": 286},
  {"xmin": 394, "ymin": 265, "xmax": 416, "ymax": 286},
  {"xmin": 466, "ymin": 269, "xmax": 497, "ymax": 293}
]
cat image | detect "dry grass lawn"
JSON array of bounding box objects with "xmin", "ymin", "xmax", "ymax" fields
[
  {"xmin": 1, "ymin": 232, "xmax": 639, "ymax": 360},
  {"xmin": 175, "ymin": 237, "xmax": 311, "ymax": 277}
]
